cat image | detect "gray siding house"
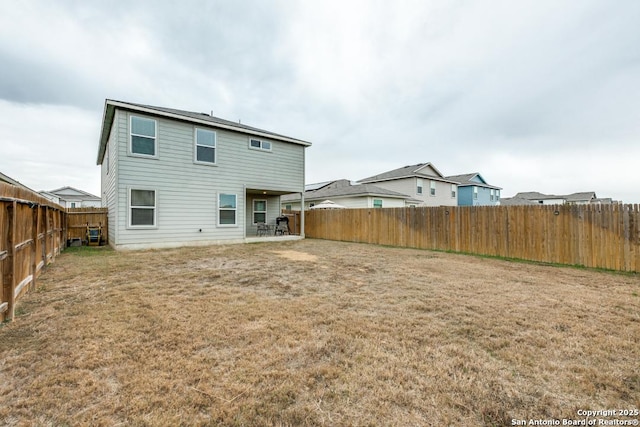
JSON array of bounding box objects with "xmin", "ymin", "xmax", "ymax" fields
[
  {"xmin": 358, "ymin": 163, "xmax": 459, "ymax": 207},
  {"xmin": 97, "ymin": 100, "xmax": 310, "ymax": 249},
  {"xmin": 445, "ymin": 173, "xmax": 501, "ymax": 206}
]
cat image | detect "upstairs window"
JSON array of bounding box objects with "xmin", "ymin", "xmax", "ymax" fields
[
  {"xmin": 490, "ymin": 189, "xmax": 495, "ymax": 201},
  {"xmin": 373, "ymin": 199, "xmax": 383, "ymax": 208},
  {"xmin": 249, "ymin": 138, "xmax": 271, "ymax": 151},
  {"xmin": 430, "ymin": 180, "xmax": 436, "ymax": 196},
  {"xmin": 473, "ymin": 186, "xmax": 478, "ymax": 200},
  {"xmin": 195, "ymin": 128, "xmax": 216, "ymax": 164},
  {"xmin": 417, "ymin": 178, "xmax": 423, "ymax": 195},
  {"xmin": 130, "ymin": 116, "xmax": 157, "ymax": 157},
  {"xmin": 451, "ymin": 184, "xmax": 456, "ymax": 198}
]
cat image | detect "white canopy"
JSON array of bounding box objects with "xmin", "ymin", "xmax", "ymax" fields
[{"xmin": 310, "ymin": 200, "xmax": 347, "ymax": 209}]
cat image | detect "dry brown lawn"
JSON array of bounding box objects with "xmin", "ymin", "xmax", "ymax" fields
[{"xmin": 1, "ymin": 239, "xmax": 639, "ymax": 426}]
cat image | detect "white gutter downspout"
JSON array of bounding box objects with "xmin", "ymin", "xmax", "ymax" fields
[{"xmin": 300, "ymin": 192, "xmax": 305, "ymax": 238}]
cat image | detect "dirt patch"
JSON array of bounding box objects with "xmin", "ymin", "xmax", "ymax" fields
[
  {"xmin": 271, "ymin": 249, "xmax": 318, "ymax": 262},
  {"xmin": 1, "ymin": 240, "xmax": 638, "ymax": 426}
]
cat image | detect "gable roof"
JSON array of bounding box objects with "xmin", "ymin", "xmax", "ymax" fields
[
  {"xmin": 358, "ymin": 163, "xmax": 458, "ymax": 184},
  {"xmin": 47, "ymin": 186, "xmax": 101, "ymax": 201},
  {"xmin": 507, "ymin": 191, "xmax": 599, "ymax": 205},
  {"xmin": 565, "ymin": 192, "xmax": 597, "ymax": 202},
  {"xmin": 97, "ymin": 99, "xmax": 311, "ymax": 165},
  {"xmin": 446, "ymin": 172, "xmax": 502, "ymax": 190},
  {"xmin": 281, "ymin": 179, "xmax": 421, "ymax": 203}
]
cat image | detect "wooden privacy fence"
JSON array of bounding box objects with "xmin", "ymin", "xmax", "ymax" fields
[
  {"xmin": 1, "ymin": 182, "xmax": 66, "ymax": 322},
  {"xmin": 305, "ymin": 204, "xmax": 640, "ymax": 272},
  {"xmin": 66, "ymin": 207, "xmax": 108, "ymax": 243}
]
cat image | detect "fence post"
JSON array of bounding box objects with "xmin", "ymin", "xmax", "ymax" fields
[
  {"xmin": 2, "ymin": 201, "xmax": 17, "ymax": 322},
  {"xmin": 30, "ymin": 204, "xmax": 38, "ymax": 291}
]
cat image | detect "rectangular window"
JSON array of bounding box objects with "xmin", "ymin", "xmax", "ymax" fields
[
  {"xmin": 219, "ymin": 194, "xmax": 237, "ymax": 226},
  {"xmin": 417, "ymin": 178, "xmax": 423, "ymax": 195},
  {"xmin": 285, "ymin": 204, "xmax": 292, "ymax": 211},
  {"xmin": 249, "ymin": 138, "xmax": 272, "ymax": 151},
  {"xmin": 195, "ymin": 128, "xmax": 216, "ymax": 164},
  {"xmin": 130, "ymin": 116, "xmax": 156, "ymax": 156},
  {"xmin": 430, "ymin": 180, "xmax": 436, "ymax": 196},
  {"xmin": 253, "ymin": 199, "xmax": 267, "ymax": 224},
  {"xmin": 473, "ymin": 186, "xmax": 478, "ymax": 200},
  {"xmin": 451, "ymin": 184, "xmax": 456, "ymax": 198},
  {"xmin": 490, "ymin": 189, "xmax": 495, "ymax": 201},
  {"xmin": 496, "ymin": 190, "xmax": 500, "ymax": 199},
  {"xmin": 373, "ymin": 199, "xmax": 383, "ymax": 208},
  {"xmin": 130, "ymin": 189, "xmax": 156, "ymax": 227}
]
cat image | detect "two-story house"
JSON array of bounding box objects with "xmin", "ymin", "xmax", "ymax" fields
[
  {"xmin": 97, "ymin": 100, "xmax": 311, "ymax": 250},
  {"xmin": 358, "ymin": 163, "xmax": 459, "ymax": 207},
  {"xmin": 445, "ymin": 173, "xmax": 501, "ymax": 206}
]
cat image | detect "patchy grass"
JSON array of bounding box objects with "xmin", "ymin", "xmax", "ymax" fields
[{"xmin": 1, "ymin": 239, "xmax": 639, "ymax": 426}]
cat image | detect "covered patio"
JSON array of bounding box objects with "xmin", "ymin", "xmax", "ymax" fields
[{"xmin": 244, "ymin": 187, "xmax": 304, "ymax": 239}]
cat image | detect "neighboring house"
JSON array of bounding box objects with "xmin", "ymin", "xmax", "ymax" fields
[
  {"xmin": 40, "ymin": 186, "xmax": 101, "ymax": 208},
  {"xmin": 281, "ymin": 179, "xmax": 421, "ymax": 210},
  {"xmin": 501, "ymin": 191, "xmax": 612, "ymax": 206},
  {"xmin": 358, "ymin": 163, "xmax": 459, "ymax": 207},
  {"xmin": 445, "ymin": 172, "xmax": 502, "ymax": 206},
  {"xmin": 96, "ymin": 99, "xmax": 310, "ymax": 250}
]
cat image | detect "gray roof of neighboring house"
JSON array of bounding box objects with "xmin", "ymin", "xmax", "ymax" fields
[
  {"xmin": 499, "ymin": 197, "xmax": 539, "ymax": 206},
  {"xmin": 97, "ymin": 99, "xmax": 311, "ymax": 165},
  {"xmin": 445, "ymin": 172, "xmax": 502, "ymax": 190},
  {"xmin": 513, "ymin": 191, "xmax": 597, "ymax": 202},
  {"xmin": 514, "ymin": 191, "xmax": 564, "ymax": 200},
  {"xmin": 281, "ymin": 179, "xmax": 420, "ymax": 203},
  {"xmin": 47, "ymin": 186, "xmax": 101, "ymax": 202},
  {"xmin": 565, "ymin": 192, "xmax": 597, "ymax": 202},
  {"xmin": 358, "ymin": 163, "xmax": 459, "ymax": 184}
]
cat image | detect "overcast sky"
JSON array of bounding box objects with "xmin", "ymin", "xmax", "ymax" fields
[{"xmin": 1, "ymin": 0, "xmax": 638, "ymax": 202}]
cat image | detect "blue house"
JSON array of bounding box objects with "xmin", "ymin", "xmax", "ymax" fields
[{"xmin": 446, "ymin": 173, "xmax": 501, "ymax": 206}]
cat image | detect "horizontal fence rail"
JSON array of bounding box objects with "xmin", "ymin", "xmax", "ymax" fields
[
  {"xmin": 1, "ymin": 182, "xmax": 67, "ymax": 322},
  {"xmin": 305, "ymin": 204, "xmax": 640, "ymax": 272}
]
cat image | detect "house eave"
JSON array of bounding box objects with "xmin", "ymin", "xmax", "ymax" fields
[{"xmin": 96, "ymin": 101, "xmax": 116, "ymax": 165}]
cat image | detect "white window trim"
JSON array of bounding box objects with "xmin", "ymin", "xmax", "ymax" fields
[
  {"xmin": 473, "ymin": 186, "xmax": 478, "ymax": 200},
  {"xmin": 194, "ymin": 127, "xmax": 217, "ymax": 166},
  {"xmin": 218, "ymin": 193, "xmax": 238, "ymax": 227},
  {"xmin": 416, "ymin": 178, "xmax": 423, "ymax": 195},
  {"xmin": 127, "ymin": 187, "xmax": 157, "ymax": 229},
  {"xmin": 451, "ymin": 184, "xmax": 456, "ymax": 199},
  {"xmin": 129, "ymin": 115, "xmax": 158, "ymax": 159},
  {"xmin": 253, "ymin": 199, "xmax": 267, "ymax": 224},
  {"xmin": 249, "ymin": 138, "xmax": 272, "ymax": 152},
  {"xmin": 430, "ymin": 180, "xmax": 436, "ymax": 196}
]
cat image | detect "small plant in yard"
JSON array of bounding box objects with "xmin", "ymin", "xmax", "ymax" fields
[{"xmin": 0, "ymin": 240, "xmax": 638, "ymax": 426}]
